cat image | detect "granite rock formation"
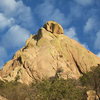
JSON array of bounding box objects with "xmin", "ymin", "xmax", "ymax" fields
[
  {"xmin": 87, "ymin": 90, "xmax": 99, "ymax": 100},
  {"xmin": 0, "ymin": 95, "xmax": 8, "ymax": 100},
  {"xmin": 0, "ymin": 21, "xmax": 100, "ymax": 84}
]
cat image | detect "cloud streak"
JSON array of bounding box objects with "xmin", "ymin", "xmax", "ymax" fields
[
  {"xmin": 35, "ymin": 0, "xmax": 66, "ymax": 26},
  {"xmin": 65, "ymin": 27, "xmax": 79, "ymax": 41},
  {"xmin": 0, "ymin": 46, "xmax": 7, "ymax": 68},
  {"xmin": 94, "ymin": 31, "xmax": 100, "ymax": 50},
  {"xmin": 1, "ymin": 25, "xmax": 30, "ymax": 48},
  {"xmin": 84, "ymin": 17, "xmax": 98, "ymax": 33},
  {"xmin": 0, "ymin": 13, "xmax": 14, "ymax": 30},
  {"xmin": 0, "ymin": 0, "xmax": 35, "ymax": 49},
  {"xmin": 74, "ymin": 0, "xmax": 94, "ymax": 6},
  {"xmin": 0, "ymin": 46, "xmax": 7, "ymax": 59}
]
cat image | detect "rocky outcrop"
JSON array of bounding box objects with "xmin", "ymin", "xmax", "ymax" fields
[
  {"xmin": 0, "ymin": 95, "xmax": 8, "ymax": 100},
  {"xmin": 43, "ymin": 21, "xmax": 64, "ymax": 34},
  {"xmin": 87, "ymin": 90, "xmax": 99, "ymax": 100},
  {"xmin": 0, "ymin": 21, "xmax": 100, "ymax": 84}
]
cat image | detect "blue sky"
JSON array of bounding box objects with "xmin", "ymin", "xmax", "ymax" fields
[{"xmin": 0, "ymin": 0, "xmax": 100, "ymax": 68}]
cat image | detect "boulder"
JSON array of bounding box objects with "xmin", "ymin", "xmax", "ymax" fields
[
  {"xmin": 43, "ymin": 21, "xmax": 64, "ymax": 34},
  {"xmin": 87, "ymin": 90, "xmax": 99, "ymax": 100}
]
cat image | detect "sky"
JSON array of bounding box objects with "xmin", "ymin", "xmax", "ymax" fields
[{"xmin": 0, "ymin": 0, "xmax": 100, "ymax": 68}]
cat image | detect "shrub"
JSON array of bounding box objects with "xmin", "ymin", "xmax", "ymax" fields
[
  {"xmin": 31, "ymin": 78, "xmax": 87, "ymax": 100},
  {"xmin": 80, "ymin": 65, "xmax": 100, "ymax": 96},
  {"xmin": 0, "ymin": 78, "xmax": 87, "ymax": 100},
  {"xmin": 0, "ymin": 80, "xmax": 30, "ymax": 100}
]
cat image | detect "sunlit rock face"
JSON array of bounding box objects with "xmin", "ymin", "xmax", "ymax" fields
[
  {"xmin": 0, "ymin": 95, "xmax": 8, "ymax": 100},
  {"xmin": 43, "ymin": 21, "xmax": 64, "ymax": 34},
  {"xmin": 0, "ymin": 21, "xmax": 100, "ymax": 84}
]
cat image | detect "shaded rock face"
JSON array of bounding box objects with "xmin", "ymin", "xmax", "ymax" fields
[{"xmin": 0, "ymin": 21, "xmax": 100, "ymax": 84}]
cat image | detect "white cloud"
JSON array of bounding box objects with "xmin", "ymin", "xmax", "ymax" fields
[
  {"xmin": 0, "ymin": 13, "xmax": 14, "ymax": 30},
  {"xmin": 35, "ymin": 0, "xmax": 66, "ymax": 26},
  {"xmin": 0, "ymin": 0, "xmax": 35, "ymax": 49},
  {"xmin": 94, "ymin": 31, "xmax": 100, "ymax": 50},
  {"xmin": 64, "ymin": 27, "xmax": 79, "ymax": 41},
  {"xmin": 84, "ymin": 17, "xmax": 97, "ymax": 33},
  {"xmin": 0, "ymin": 46, "xmax": 7, "ymax": 59},
  {"xmin": 0, "ymin": 46, "xmax": 7, "ymax": 68},
  {"xmin": 74, "ymin": 0, "xmax": 94, "ymax": 6},
  {"xmin": 0, "ymin": 0, "xmax": 35, "ymax": 30},
  {"xmin": 2, "ymin": 25, "xmax": 30, "ymax": 48},
  {"xmin": 0, "ymin": 0, "xmax": 17, "ymax": 14},
  {"xmin": 14, "ymin": 1, "xmax": 35, "ymax": 29}
]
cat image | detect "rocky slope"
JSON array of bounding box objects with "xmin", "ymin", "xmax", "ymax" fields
[{"xmin": 0, "ymin": 21, "xmax": 100, "ymax": 84}]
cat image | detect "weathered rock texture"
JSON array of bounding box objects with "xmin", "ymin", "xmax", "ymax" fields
[
  {"xmin": 0, "ymin": 21, "xmax": 100, "ymax": 84},
  {"xmin": 0, "ymin": 95, "xmax": 8, "ymax": 100},
  {"xmin": 43, "ymin": 21, "xmax": 64, "ymax": 34},
  {"xmin": 87, "ymin": 90, "xmax": 99, "ymax": 100}
]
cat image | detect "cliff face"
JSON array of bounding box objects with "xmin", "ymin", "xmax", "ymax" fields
[{"xmin": 0, "ymin": 21, "xmax": 100, "ymax": 84}]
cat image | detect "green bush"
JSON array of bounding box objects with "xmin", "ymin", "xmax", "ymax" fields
[
  {"xmin": 80, "ymin": 65, "xmax": 100, "ymax": 96},
  {"xmin": 0, "ymin": 80, "xmax": 30, "ymax": 100},
  {"xmin": 0, "ymin": 78, "xmax": 87, "ymax": 100},
  {"xmin": 31, "ymin": 78, "xmax": 86, "ymax": 100}
]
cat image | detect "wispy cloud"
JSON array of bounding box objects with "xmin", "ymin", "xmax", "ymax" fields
[
  {"xmin": 64, "ymin": 27, "xmax": 90, "ymax": 50},
  {"xmin": 35, "ymin": 0, "xmax": 66, "ymax": 26},
  {"xmin": 0, "ymin": 13, "xmax": 14, "ymax": 30},
  {"xmin": 69, "ymin": 3, "xmax": 83, "ymax": 18},
  {"xmin": 0, "ymin": 0, "xmax": 35, "ymax": 49},
  {"xmin": 65, "ymin": 27, "xmax": 79, "ymax": 41},
  {"xmin": 83, "ymin": 8, "xmax": 100, "ymax": 51},
  {"xmin": 84, "ymin": 17, "xmax": 98, "ymax": 33},
  {"xmin": 94, "ymin": 31, "xmax": 100, "ymax": 50},
  {"xmin": 0, "ymin": 0, "xmax": 35, "ymax": 30},
  {"xmin": 0, "ymin": 0, "xmax": 17, "ymax": 14},
  {"xmin": 0, "ymin": 46, "xmax": 7, "ymax": 68},
  {"xmin": 0, "ymin": 46, "xmax": 7, "ymax": 59},
  {"xmin": 1, "ymin": 25, "xmax": 30, "ymax": 48},
  {"xmin": 74, "ymin": 0, "xmax": 94, "ymax": 6}
]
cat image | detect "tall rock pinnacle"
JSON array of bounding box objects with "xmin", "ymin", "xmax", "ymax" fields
[{"xmin": 0, "ymin": 21, "xmax": 100, "ymax": 84}]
